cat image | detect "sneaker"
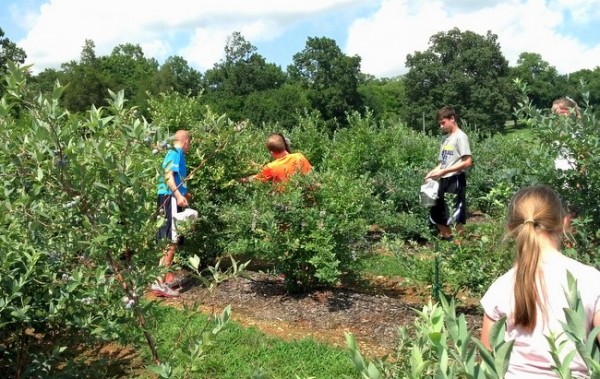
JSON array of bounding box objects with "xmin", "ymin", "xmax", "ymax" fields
[
  {"xmin": 165, "ymin": 276, "xmax": 189, "ymax": 290},
  {"xmin": 150, "ymin": 282, "xmax": 180, "ymax": 298}
]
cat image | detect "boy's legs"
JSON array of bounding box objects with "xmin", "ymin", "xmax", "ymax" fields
[
  {"xmin": 153, "ymin": 194, "xmax": 181, "ymax": 297},
  {"xmin": 153, "ymin": 243, "xmax": 180, "ymax": 297},
  {"xmin": 454, "ymin": 223, "xmax": 465, "ymax": 236},
  {"xmin": 159, "ymin": 243, "xmax": 177, "ymax": 284},
  {"xmin": 436, "ymin": 223, "xmax": 453, "ymax": 239},
  {"xmin": 431, "ymin": 175, "xmax": 466, "ymax": 240},
  {"xmin": 445, "ymin": 174, "xmax": 467, "ymax": 240},
  {"xmin": 430, "ymin": 177, "xmax": 452, "ymax": 239}
]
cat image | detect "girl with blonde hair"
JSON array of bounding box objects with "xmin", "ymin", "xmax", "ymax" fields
[{"xmin": 480, "ymin": 185, "xmax": 600, "ymax": 377}]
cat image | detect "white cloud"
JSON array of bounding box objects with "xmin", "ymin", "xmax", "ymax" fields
[
  {"xmin": 12, "ymin": 0, "xmax": 600, "ymax": 77},
  {"xmin": 17, "ymin": 0, "xmax": 365, "ymax": 73},
  {"xmin": 179, "ymin": 28, "xmax": 229, "ymax": 71},
  {"xmin": 555, "ymin": 0, "xmax": 600, "ymax": 23},
  {"xmin": 442, "ymin": 0, "xmax": 505, "ymax": 12},
  {"xmin": 346, "ymin": 1, "xmax": 448, "ymax": 78},
  {"xmin": 141, "ymin": 40, "xmax": 171, "ymax": 62},
  {"xmin": 346, "ymin": 0, "xmax": 600, "ymax": 77}
]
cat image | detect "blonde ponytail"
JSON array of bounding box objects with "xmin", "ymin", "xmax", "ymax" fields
[{"xmin": 505, "ymin": 186, "xmax": 565, "ymax": 332}]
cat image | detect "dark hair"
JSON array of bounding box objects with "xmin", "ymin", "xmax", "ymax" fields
[
  {"xmin": 278, "ymin": 133, "xmax": 291, "ymax": 153},
  {"xmin": 436, "ymin": 106, "xmax": 458, "ymax": 123}
]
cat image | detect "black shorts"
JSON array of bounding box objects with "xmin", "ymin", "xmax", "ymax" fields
[
  {"xmin": 156, "ymin": 194, "xmax": 183, "ymax": 244},
  {"xmin": 429, "ymin": 173, "xmax": 467, "ymax": 226}
]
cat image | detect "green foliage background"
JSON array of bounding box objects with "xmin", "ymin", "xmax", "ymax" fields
[{"xmin": 2, "ymin": 57, "xmax": 600, "ymax": 377}]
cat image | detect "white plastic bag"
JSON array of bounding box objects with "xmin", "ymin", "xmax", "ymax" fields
[
  {"xmin": 173, "ymin": 208, "xmax": 199, "ymax": 221},
  {"xmin": 420, "ymin": 179, "xmax": 439, "ymax": 207}
]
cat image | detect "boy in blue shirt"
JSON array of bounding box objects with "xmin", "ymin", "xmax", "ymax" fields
[{"xmin": 152, "ymin": 130, "xmax": 192, "ymax": 297}]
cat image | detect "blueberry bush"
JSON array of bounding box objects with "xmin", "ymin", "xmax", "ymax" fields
[{"xmin": 3, "ymin": 60, "xmax": 599, "ymax": 377}]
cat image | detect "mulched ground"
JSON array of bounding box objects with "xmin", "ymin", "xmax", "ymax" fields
[
  {"xmin": 35, "ymin": 266, "xmax": 484, "ymax": 378},
  {"xmin": 164, "ymin": 269, "xmax": 484, "ymax": 358}
]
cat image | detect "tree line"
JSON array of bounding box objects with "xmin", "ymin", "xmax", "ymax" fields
[{"xmin": 2, "ymin": 27, "xmax": 600, "ymax": 133}]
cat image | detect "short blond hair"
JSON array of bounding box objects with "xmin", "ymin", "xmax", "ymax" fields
[
  {"xmin": 552, "ymin": 97, "xmax": 581, "ymax": 119},
  {"xmin": 174, "ymin": 130, "xmax": 191, "ymax": 143}
]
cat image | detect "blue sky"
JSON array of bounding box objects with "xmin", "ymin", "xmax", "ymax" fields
[{"xmin": 1, "ymin": 0, "xmax": 599, "ymax": 77}]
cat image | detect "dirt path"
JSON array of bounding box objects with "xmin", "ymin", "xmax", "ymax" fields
[{"xmin": 162, "ymin": 271, "xmax": 483, "ymax": 358}]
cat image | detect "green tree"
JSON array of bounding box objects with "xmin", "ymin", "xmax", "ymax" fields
[
  {"xmin": 358, "ymin": 74, "xmax": 407, "ymax": 122},
  {"xmin": 516, "ymin": 84, "xmax": 600, "ymax": 249},
  {"xmin": 100, "ymin": 43, "xmax": 159, "ymax": 109},
  {"xmin": 565, "ymin": 68, "xmax": 600, "ymax": 108},
  {"xmin": 1, "ymin": 62, "xmax": 165, "ymax": 373},
  {"xmin": 152, "ymin": 55, "xmax": 202, "ymax": 96},
  {"xmin": 35, "ymin": 40, "xmax": 161, "ymax": 113},
  {"xmin": 59, "ymin": 39, "xmax": 111, "ymax": 112},
  {"xmin": 0, "ymin": 27, "xmax": 27, "ymax": 94},
  {"xmin": 509, "ymin": 52, "xmax": 566, "ymax": 109},
  {"xmin": 1, "ymin": 62, "xmax": 242, "ymax": 377},
  {"xmin": 202, "ymin": 31, "xmax": 287, "ymax": 123},
  {"xmin": 288, "ymin": 36, "xmax": 362, "ymax": 131},
  {"xmin": 30, "ymin": 67, "xmax": 63, "ymax": 95},
  {"xmin": 243, "ymin": 83, "xmax": 310, "ymax": 129},
  {"xmin": 404, "ymin": 28, "xmax": 513, "ymax": 133}
]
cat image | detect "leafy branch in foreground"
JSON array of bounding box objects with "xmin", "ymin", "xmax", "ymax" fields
[
  {"xmin": 347, "ymin": 295, "xmax": 513, "ymax": 378},
  {"xmin": 0, "ymin": 61, "xmax": 245, "ymax": 377},
  {"xmin": 347, "ymin": 273, "xmax": 600, "ymax": 379}
]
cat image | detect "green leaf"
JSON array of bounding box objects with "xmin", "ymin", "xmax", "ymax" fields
[
  {"xmin": 471, "ymin": 337, "xmax": 496, "ymax": 374},
  {"xmin": 346, "ymin": 333, "xmax": 366, "ymax": 372},
  {"xmin": 585, "ymin": 325, "xmax": 600, "ymax": 358},
  {"xmin": 366, "ymin": 362, "xmax": 383, "ymax": 379},
  {"xmin": 118, "ymin": 173, "xmax": 129, "ymax": 184},
  {"xmin": 489, "ymin": 316, "xmax": 507, "ymax": 348},
  {"xmin": 563, "ymin": 308, "xmax": 586, "ymax": 340},
  {"xmin": 429, "ymin": 331, "xmax": 443, "ymax": 345},
  {"xmin": 559, "ymin": 349, "xmax": 577, "ymax": 378},
  {"xmin": 410, "ymin": 345, "xmax": 428, "ymax": 378},
  {"xmin": 439, "ymin": 347, "xmax": 449, "ymax": 374},
  {"xmin": 494, "ymin": 339, "xmax": 514, "ymax": 377},
  {"xmin": 189, "ymin": 255, "xmax": 201, "ymax": 272}
]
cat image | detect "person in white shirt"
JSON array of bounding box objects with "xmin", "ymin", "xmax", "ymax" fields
[{"xmin": 480, "ymin": 185, "xmax": 600, "ymax": 378}]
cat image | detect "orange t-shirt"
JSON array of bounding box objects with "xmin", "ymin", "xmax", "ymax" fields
[{"xmin": 256, "ymin": 152, "xmax": 312, "ymax": 183}]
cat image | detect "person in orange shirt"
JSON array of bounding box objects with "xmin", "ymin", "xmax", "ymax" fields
[{"xmin": 242, "ymin": 133, "xmax": 312, "ymax": 184}]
